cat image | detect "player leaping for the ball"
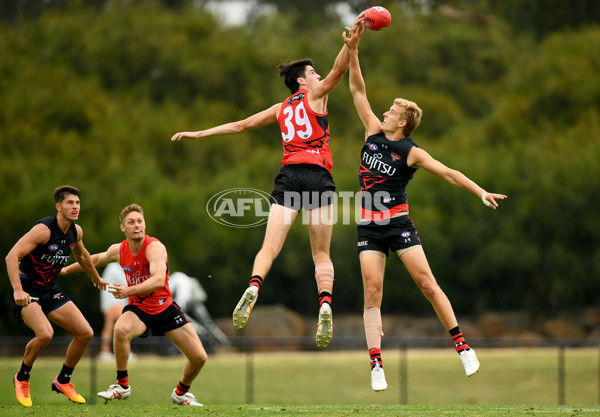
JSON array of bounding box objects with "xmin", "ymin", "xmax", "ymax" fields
[
  {"xmin": 60, "ymin": 204, "xmax": 207, "ymax": 407},
  {"xmin": 346, "ymin": 17, "xmax": 507, "ymax": 391},
  {"xmin": 172, "ymin": 16, "xmax": 366, "ymax": 349}
]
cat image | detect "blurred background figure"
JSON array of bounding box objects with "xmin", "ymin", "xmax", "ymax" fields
[
  {"xmin": 99, "ymin": 262, "xmax": 135, "ymax": 361},
  {"xmin": 169, "ymin": 272, "xmax": 229, "ymax": 354}
]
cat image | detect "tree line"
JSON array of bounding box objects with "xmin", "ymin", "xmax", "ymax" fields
[{"xmin": 1, "ymin": 1, "xmax": 599, "ymax": 335}]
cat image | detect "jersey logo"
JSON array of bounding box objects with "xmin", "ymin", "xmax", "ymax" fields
[
  {"xmin": 30, "ymin": 257, "xmax": 58, "ymax": 283},
  {"xmin": 48, "ymin": 244, "xmax": 59, "ymax": 251},
  {"xmin": 286, "ymin": 92, "xmax": 305, "ymax": 104},
  {"xmin": 391, "ymin": 152, "xmax": 401, "ymax": 162},
  {"xmin": 367, "ymin": 143, "xmax": 378, "ymax": 151},
  {"xmin": 69, "ymin": 243, "xmax": 76, "ymax": 250},
  {"xmin": 401, "ymin": 231, "xmax": 411, "ymax": 238},
  {"xmin": 359, "ymin": 165, "xmax": 387, "ymax": 190},
  {"xmin": 123, "ymin": 266, "xmax": 133, "ymax": 273}
]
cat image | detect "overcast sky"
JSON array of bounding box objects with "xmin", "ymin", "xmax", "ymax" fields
[{"xmin": 205, "ymin": 1, "xmax": 355, "ymax": 26}]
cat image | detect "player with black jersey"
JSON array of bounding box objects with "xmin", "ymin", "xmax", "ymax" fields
[
  {"xmin": 171, "ymin": 17, "xmax": 366, "ymax": 349},
  {"xmin": 6, "ymin": 185, "xmax": 107, "ymax": 407},
  {"xmin": 346, "ymin": 30, "xmax": 507, "ymax": 391}
]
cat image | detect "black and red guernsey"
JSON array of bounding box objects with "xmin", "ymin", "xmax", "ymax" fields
[
  {"xmin": 18, "ymin": 214, "xmax": 77, "ymax": 286},
  {"xmin": 359, "ymin": 133, "xmax": 418, "ymax": 222}
]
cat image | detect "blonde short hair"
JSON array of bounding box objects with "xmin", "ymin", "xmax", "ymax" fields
[
  {"xmin": 119, "ymin": 204, "xmax": 144, "ymax": 225},
  {"xmin": 394, "ymin": 98, "xmax": 422, "ymax": 136}
]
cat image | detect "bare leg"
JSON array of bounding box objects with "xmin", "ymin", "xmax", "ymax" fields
[
  {"xmin": 397, "ymin": 246, "xmax": 458, "ymax": 330},
  {"xmin": 307, "ymin": 204, "xmax": 334, "ymax": 294},
  {"xmin": 48, "ymin": 302, "xmax": 94, "ymax": 368},
  {"xmin": 166, "ymin": 324, "xmax": 207, "ymax": 386},
  {"xmin": 20, "ymin": 303, "xmax": 55, "ymax": 367},
  {"xmin": 112, "ymin": 311, "xmax": 147, "ymax": 371},
  {"xmin": 251, "ymin": 204, "xmax": 298, "ymax": 278}
]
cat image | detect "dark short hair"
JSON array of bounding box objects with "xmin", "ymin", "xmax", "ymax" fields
[
  {"xmin": 53, "ymin": 185, "xmax": 80, "ymax": 203},
  {"xmin": 278, "ymin": 58, "xmax": 314, "ymax": 94}
]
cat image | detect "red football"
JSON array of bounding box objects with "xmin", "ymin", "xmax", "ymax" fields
[{"xmin": 364, "ymin": 6, "xmax": 391, "ymax": 31}]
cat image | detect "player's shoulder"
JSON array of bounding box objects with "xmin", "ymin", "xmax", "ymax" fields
[
  {"xmin": 145, "ymin": 236, "xmax": 167, "ymax": 251},
  {"xmin": 27, "ymin": 222, "xmax": 52, "ymax": 241}
]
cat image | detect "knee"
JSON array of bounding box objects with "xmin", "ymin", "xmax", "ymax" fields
[
  {"xmin": 364, "ymin": 285, "xmax": 381, "ymax": 304},
  {"xmin": 112, "ymin": 324, "xmax": 130, "ymax": 342},
  {"xmin": 362, "ymin": 279, "xmax": 382, "ymax": 304},
  {"xmin": 190, "ymin": 349, "xmax": 208, "ymax": 368},
  {"xmin": 419, "ymin": 278, "xmax": 441, "ymax": 299},
  {"xmin": 80, "ymin": 326, "xmax": 94, "ymax": 342},
  {"xmin": 71, "ymin": 323, "xmax": 93, "ymax": 344},
  {"xmin": 36, "ymin": 328, "xmax": 54, "ymax": 346}
]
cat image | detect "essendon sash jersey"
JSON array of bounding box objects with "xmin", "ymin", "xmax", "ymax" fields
[
  {"xmin": 359, "ymin": 133, "xmax": 418, "ymax": 221},
  {"xmin": 278, "ymin": 88, "xmax": 333, "ymax": 172},
  {"xmin": 120, "ymin": 235, "xmax": 172, "ymax": 314},
  {"xmin": 19, "ymin": 214, "xmax": 77, "ymax": 286}
]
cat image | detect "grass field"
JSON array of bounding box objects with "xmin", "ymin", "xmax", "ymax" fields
[
  {"xmin": 1, "ymin": 348, "xmax": 599, "ymax": 416},
  {"xmin": 1, "ymin": 403, "xmax": 599, "ymax": 417}
]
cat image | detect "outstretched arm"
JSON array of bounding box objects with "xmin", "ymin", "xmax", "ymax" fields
[
  {"xmin": 61, "ymin": 243, "xmax": 120, "ymax": 275},
  {"xmin": 347, "ymin": 32, "xmax": 381, "ymax": 138},
  {"xmin": 408, "ymin": 147, "xmax": 508, "ymax": 209},
  {"xmin": 310, "ymin": 15, "xmax": 367, "ymax": 102},
  {"xmin": 171, "ymin": 103, "xmax": 281, "ymax": 141}
]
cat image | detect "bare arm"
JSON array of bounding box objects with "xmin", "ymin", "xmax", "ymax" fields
[
  {"xmin": 61, "ymin": 242, "xmax": 120, "ymax": 275},
  {"xmin": 171, "ymin": 104, "xmax": 281, "ymax": 141},
  {"xmin": 309, "ymin": 16, "xmax": 367, "ymax": 104},
  {"xmin": 109, "ymin": 241, "xmax": 168, "ymax": 299},
  {"xmin": 408, "ymin": 147, "xmax": 507, "ymax": 209},
  {"xmin": 68, "ymin": 225, "xmax": 109, "ymax": 290},
  {"xmin": 348, "ymin": 47, "xmax": 382, "ymax": 139},
  {"xmin": 5, "ymin": 224, "xmax": 50, "ymax": 306}
]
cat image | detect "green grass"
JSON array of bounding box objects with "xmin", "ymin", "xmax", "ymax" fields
[
  {"xmin": 1, "ymin": 348, "xmax": 599, "ymax": 416},
  {"xmin": 0, "ymin": 404, "xmax": 599, "ymax": 417}
]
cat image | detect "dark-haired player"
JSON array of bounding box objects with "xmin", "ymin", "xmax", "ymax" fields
[
  {"xmin": 346, "ymin": 28, "xmax": 507, "ymax": 391},
  {"xmin": 6, "ymin": 185, "xmax": 108, "ymax": 407},
  {"xmin": 61, "ymin": 204, "xmax": 207, "ymax": 406},
  {"xmin": 171, "ymin": 18, "xmax": 366, "ymax": 349}
]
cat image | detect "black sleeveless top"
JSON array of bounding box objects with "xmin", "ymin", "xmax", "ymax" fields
[
  {"xmin": 359, "ymin": 133, "xmax": 418, "ymax": 221},
  {"xmin": 19, "ymin": 214, "xmax": 78, "ymax": 286}
]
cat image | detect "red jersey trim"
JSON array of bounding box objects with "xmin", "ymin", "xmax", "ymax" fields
[{"xmin": 361, "ymin": 204, "xmax": 409, "ymax": 222}]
